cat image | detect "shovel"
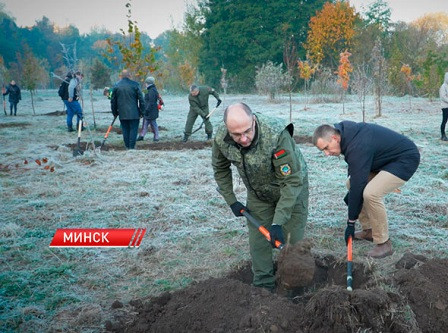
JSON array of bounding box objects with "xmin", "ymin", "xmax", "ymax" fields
[
  {"xmin": 191, "ymin": 106, "xmax": 219, "ymax": 135},
  {"xmin": 73, "ymin": 120, "xmax": 84, "ymax": 157},
  {"xmin": 241, "ymin": 209, "xmax": 284, "ymax": 250},
  {"xmin": 347, "ymin": 235, "xmax": 353, "ymax": 291},
  {"xmin": 100, "ymin": 115, "xmax": 117, "ymax": 150}
]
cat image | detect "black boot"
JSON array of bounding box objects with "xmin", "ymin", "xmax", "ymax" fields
[
  {"xmin": 137, "ymin": 136, "xmax": 144, "ymax": 141},
  {"xmin": 68, "ymin": 126, "xmax": 74, "ymax": 132},
  {"xmin": 442, "ymin": 135, "xmax": 448, "ymax": 141},
  {"xmin": 182, "ymin": 134, "xmax": 189, "ymax": 142},
  {"xmin": 206, "ymin": 133, "xmax": 213, "ymax": 140}
]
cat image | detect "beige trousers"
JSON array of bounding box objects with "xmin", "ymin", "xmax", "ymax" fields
[{"xmin": 346, "ymin": 171, "xmax": 405, "ymax": 244}]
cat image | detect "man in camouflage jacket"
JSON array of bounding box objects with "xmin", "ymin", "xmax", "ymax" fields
[
  {"xmin": 212, "ymin": 102, "xmax": 309, "ymax": 289},
  {"xmin": 183, "ymin": 84, "xmax": 221, "ymax": 142}
]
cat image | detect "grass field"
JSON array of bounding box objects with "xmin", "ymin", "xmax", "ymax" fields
[{"xmin": 1, "ymin": 90, "xmax": 447, "ymax": 332}]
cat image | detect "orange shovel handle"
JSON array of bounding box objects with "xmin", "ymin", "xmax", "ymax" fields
[{"xmin": 241, "ymin": 210, "xmax": 283, "ymax": 249}]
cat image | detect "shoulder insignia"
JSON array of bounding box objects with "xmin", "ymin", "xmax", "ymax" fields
[
  {"xmin": 273, "ymin": 149, "xmax": 287, "ymax": 159},
  {"xmin": 280, "ymin": 164, "xmax": 291, "ymax": 176}
]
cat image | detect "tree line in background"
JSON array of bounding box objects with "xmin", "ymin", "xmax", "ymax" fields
[{"xmin": 0, "ymin": 0, "xmax": 447, "ymax": 103}]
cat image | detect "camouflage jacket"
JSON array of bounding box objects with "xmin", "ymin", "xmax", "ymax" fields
[
  {"xmin": 212, "ymin": 113, "xmax": 308, "ymax": 226},
  {"xmin": 188, "ymin": 86, "xmax": 220, "ymax": 117}
]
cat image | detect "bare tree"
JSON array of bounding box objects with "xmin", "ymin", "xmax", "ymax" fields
[
  {"xmin": 352, "ymin": 63, "xmax": 373, "ymax": 122},
  {"xmin": 370, "ymin": 37, "xmax": 388, "ymax": 117},
  {"xmin": 283, "ymin": 37, "xmax": 299, "ymax": 122}
]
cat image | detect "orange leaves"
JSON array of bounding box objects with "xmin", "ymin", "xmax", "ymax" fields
[
  {"xmin": 305, "ymin": 1, "xmax": 357, "ymax": 65},
  {"xmin": 336, "ymin": 51, "xmax": 353, "ymax": 91},
  {"xmin": 400, "ymin": 64, "xmax": 415, "ymax": 82}
]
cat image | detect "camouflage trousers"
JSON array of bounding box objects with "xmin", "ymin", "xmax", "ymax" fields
[
  {"xmin": 184, "ymin": 109, "xmax": 213, "ymax": 136},
  {"xmin": 246, "ymin": 180, "xmax": 309, "ymax": 289}
]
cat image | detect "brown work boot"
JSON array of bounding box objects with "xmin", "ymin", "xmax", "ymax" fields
[
  {"xmin": 354, "ymin": 228, "xmax": 373, "ymax": 242},
  {"xmin": 367, "ymin": 239, "xmax": 393, "ymax": 259}
]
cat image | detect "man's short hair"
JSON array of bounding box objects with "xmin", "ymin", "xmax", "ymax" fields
[
  {"xmin": 223, "ymin": 102, "xmax": 253, "ymax": 124},
  {"xmin": 312, "ymin": 124, "xmax": 339, "ymax": 146},
  {"xmin": 190, "ymin": 84, "xmax": 199, "ymax": 92}
]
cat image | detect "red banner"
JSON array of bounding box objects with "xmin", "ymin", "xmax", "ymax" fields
[{"xmin": 49, "ymin": 228, "xmax": 146, "ymax": 248}]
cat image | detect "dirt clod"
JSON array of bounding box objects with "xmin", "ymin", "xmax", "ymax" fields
[{"xmin": 276, "ymin": 239, "xmax": 315, "ymax": 289}]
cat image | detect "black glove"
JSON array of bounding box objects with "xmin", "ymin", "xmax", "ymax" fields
[
  {"xmin": 345, "ymin": 220, "xmax": 355, "ymax": 245},
  {"xmin": 269, "ymin": 224, "xmax": 284, "ymax": 248},
  {"xmin": 230, "ymin": 201, "xmax": 248, "ymax": 217},
  {"xmin": 216, "ymin": 99, "xmax": 222, "ymax": 108}
]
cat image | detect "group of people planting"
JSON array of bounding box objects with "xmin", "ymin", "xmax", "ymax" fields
[{"xmin": 52, "ymin": 69, "xmax": 441, "ymax": 291}]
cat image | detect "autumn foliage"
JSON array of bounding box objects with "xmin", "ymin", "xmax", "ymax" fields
[
  {"xmin": 337, "ymin": 51, "xmax": 353, "ymax": 90},
  {"xmin": 105, "ymin": 2, "xmax": 158, "ymax": 83},
  {"xmin": 304, "ymin": 1, "xmax": 357, "ymax": 66}
]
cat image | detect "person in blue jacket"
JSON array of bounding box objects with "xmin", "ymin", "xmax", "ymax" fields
[{"xmin": 313, "ymin": 121, "xmax": 420, "ymax": 258}]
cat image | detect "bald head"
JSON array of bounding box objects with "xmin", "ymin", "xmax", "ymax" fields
[
  {"xmin": 121, "ymin": 70, "xmax": 130, "ymax": 78},
  {"xmin": 224, "ymin": 103, "xmax": 256, "ymax": 147}
]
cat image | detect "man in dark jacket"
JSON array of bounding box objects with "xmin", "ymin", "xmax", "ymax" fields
[
  {"xmin": 111, "ymin": 70, "xmax": 145, "ymax": 149},
  {"xmin": 137, "ymin": 76, "xmax": 163, "ymax": 142},
  {"xmin": 213, "ymin": 103, "xmax": 309, "ymax": 289},
  {"xmin": 313, "ymin": 121, "xmax": 420, "ymax": 258},
  {"xmin": 183, "ymin": 84, "xmax": 221, "ymax": 142},
  {"xmin": 2, "ymin": 80, "xmax": 21, "ymax": 116}
]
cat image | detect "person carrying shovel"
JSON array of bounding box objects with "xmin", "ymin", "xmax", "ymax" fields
[
  {"xmin": 312, "ymin": 122, "xmax": 420, "ymax": 258},
  {"xmin": 212, "ymin": 102, "xmax": 309, "ymax": 291},
  {"xmin": 182, "ymin": 84, "xmax": 221, "ymax": 142}
]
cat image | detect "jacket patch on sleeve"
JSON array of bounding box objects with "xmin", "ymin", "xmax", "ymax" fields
[
  {"xmin": 280, "ymin": 164, "xmax": 291, "ymax": 176},
  {"xmin": 273, "ymin": 149, "xmax": 287, "ymax": 159}
]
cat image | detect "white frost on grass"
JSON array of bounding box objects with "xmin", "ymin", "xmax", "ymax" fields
[{"xmin": 1, "ymin": 91, "xmax": 447, "ymax": 331}]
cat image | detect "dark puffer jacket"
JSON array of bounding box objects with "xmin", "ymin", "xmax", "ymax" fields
[
  {"xmin": 335, "ymin": 121, "xmax": 420, "ymax": 220},
  {"xmin": 143, "ymin": 84, "xmax": 159, "ymax": 120}
]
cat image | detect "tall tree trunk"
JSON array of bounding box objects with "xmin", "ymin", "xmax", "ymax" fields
[
  {"xmin": 289, "ymin": 90, "xmax": 292, "ymax": 123},
  {"xmin": 30, "ymin": 90, "xmax": 36, "ymax": 115}
]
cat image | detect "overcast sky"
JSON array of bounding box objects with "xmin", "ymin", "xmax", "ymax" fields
[{"xmin": 2, "ymin": 0, "xmax": 448, "ymax": 39}]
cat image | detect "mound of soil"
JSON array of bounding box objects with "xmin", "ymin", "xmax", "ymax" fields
[
  {"xmin": 63, "ymin": 140, "xmax": 212, "ymax": 152},
  {"xmin": 0, "ymin": 122, "xmax": 31, "ymax": 129},
  {"xmin": 43, "ymin": 110, "xmax": 66, "ymax": 116},
  {"xmin": 394, "ymin": 257, "xmax": 448, "ymax": 332},
  {"xmin": 106, "ymin": 255, "xmax": 448, "ymax": 333},
  {"xmin": 293, "ymin": 135, "xmax": 312, "ymax": 145},
  {"xmin": 276, "ymin": 240, "xmax": 315, "ymax": 289}
]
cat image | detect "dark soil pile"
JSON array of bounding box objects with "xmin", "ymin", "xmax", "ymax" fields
[
  {"xmin": 0, "ymin": 122, "xmax": 31, "ymax": 129},
  {"xmin": 43, "ymin": 110, "xmax": 66, "ymax": 116},
  {"xmin": 394, "ymin": 255, "xmax": 448, "ymax": 332},
  {"xmin": 63, "ymin": 140, "xmax": 212, "ymax": 152},
  {"xmin": 106, "ymin": 254, "xmax": 448, "ymax": 332},
  {"xmin": 276, "ymin": 240, "xmax": 315, "ymax": 289}
]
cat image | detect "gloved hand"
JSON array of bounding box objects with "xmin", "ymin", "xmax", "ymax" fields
[
  {"xmin": 269, "ymin": 224, "xmax": 284, "ymax": 248},
  {"xmin": 345, "ymin": 220, "xmax": 355, "ymax": 245},
  {"xmin": 216, "ymin": 99, "xmax": 222, "ymax": 108},
  {"xmin": 230, "ymin": 201, "xmax": 248, "ymax": 217}
]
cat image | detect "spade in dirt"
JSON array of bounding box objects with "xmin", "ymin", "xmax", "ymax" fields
[
  {"xmin": 241, "ymin": 209, "xmax": 316, "ymax": 289},
  {"xmin": 73, "ymin": 120, "xmax": 84, "ymax": 156},
  {"xmin": 100, "ymin": 115, "xmax": 117, "ymax": 150}
]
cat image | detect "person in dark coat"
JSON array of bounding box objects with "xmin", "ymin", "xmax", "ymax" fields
[
  {"xmin": 2, "ymin": 80, "xmax": 21, "ymax": 116},
  {"xmin": 313, "ymin": 121, "xmax": 420, "ymax": 259},
  {"xmin": 111, "ymin": 70, "xmax": 145, "ymax": 149},
  {"xmin": 137, "ymin": 76, "xmax": 164, "ymax": 142}
]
